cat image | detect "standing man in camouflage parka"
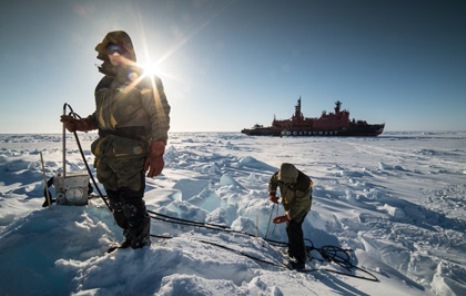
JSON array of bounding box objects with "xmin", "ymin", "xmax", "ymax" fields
[
  {"xmin": 61, "ymin": 31, "xmax": 170, "ymax": 249},
  {"xmin": 268, "ymin": 163, "xmax": 313, "ymax": 270}
]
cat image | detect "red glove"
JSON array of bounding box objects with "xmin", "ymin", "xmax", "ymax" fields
[
  {"xmin": 268, "ymin": 193, "xmax": 279, "ymax": 204},
  {"xmin": 60, "ymin": 115, "xmax": 96, "ymax": 132},
  {"xmin": 273, "ymin": 215, "xmax": 289, "ymax": 224},
  {"xmin": 144, "ymin": 140, "xmax": 166, "ymax": 177}
]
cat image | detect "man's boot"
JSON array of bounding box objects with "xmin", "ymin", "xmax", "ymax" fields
[
  {"xmin": 287, "ymin": 259, "xmax": 305, "ymax": 271},
  {"xmin": 121, "ymin": 200, "xmax": 151, "ymax": 249},
  {"xmin": 129, "ymin": 213, "xmax": 151, "ymax": 249}
]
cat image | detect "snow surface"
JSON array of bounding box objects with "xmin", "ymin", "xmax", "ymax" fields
[{"xmin": 1, "ymin": 131, "xmax": 465, "ymax": 296}]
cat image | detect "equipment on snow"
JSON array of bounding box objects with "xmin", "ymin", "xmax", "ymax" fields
[
  {"xmin": 42, "ymin": 173, "xmax": 92, "ymax": 208},
  {"xmin": 42, "ymin": 104, "xmax": 91, "ymax": 207}
]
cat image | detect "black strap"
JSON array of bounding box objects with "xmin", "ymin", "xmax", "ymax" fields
[{"xmin": 99, "ymin": 126, "xmax": 147, "ymax": 142}]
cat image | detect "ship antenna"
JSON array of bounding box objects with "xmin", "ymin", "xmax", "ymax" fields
[
  {"xmin": 295, "ymin": 96, "xmax": 303, "ymax": 120},
  {"xmin": 335, "ymin": 100, "xmax": 341, "ymax": 113},
  {"xmin": 295, "ymin": 97, "xmax": 301, "ymax": 113}
]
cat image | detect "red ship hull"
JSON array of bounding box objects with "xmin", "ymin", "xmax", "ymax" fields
[{"xmin": 241, "ymin": 99, "xmax": 385, "ymax": 137}]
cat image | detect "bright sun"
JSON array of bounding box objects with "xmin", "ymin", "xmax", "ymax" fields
[{"xmin": 139, "ymin": 61, "xmax": 160, "ymax": 77}]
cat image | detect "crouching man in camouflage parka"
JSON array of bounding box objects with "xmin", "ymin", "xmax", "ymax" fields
[
  {"xmin": 61, "ymin": 30, "xmax": 170, "ymax": 250},
  {"xmin": 268, "ymin": 163, "xmax": 313, "ymax": 270}
]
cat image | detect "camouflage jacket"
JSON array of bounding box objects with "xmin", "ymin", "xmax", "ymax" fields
[
  {"xmin": 268, "ymin": 169, "xmax": 313, "ymax": 220},
  {"xmin": 89, "ymin": 72, "xmax": 171, "ymax": 158}
]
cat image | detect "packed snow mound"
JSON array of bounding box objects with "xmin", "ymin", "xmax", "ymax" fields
[
  {"xmin": 432, "ymin": 261, "xmax": 466, "ymax": 296},
  {"xmin": 239, "ymin": 156, "xmax": 276, "ymax": 171}
]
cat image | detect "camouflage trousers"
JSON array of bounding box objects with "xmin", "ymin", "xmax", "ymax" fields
[{"xmin": 95, "ymin": 154, "xmax": 151, "ymax": 248}]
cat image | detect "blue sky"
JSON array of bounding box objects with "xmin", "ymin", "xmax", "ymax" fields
[{"xmin": 1, "ymin": 0, "xmax": 465, "ymax": 133}]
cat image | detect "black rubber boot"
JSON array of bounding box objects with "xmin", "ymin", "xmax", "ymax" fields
[
  {"xmin": 119, "ymin": 231, "xmax": 133, "ymax": 248},
  {"xmin": 121, "ymin": 197, "xmax": 151, "ymax": 249},
  {"xmin": 128, "ymin": 213, "xmax": 151, "ymax": 249},
  {"xmin": 287, "ymin": 260, "xmax": 305, "ymax": 271},
  {"xmin": 107, "ymin": 235, "xmax": 132, "ymax": 253}
]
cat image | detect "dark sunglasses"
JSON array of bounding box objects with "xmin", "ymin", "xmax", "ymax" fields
[{"xmin": 107, "ymin": 44, "xmax": 125, "ymax": 55}]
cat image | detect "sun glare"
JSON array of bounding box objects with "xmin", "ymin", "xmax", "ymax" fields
[
  {"xmin": 136, "ymin": 57, "xmax": 179, "ymax": 83},
  {"xmin": 139, "ymin": 61, "xmax": 160, "ymax": 77}
]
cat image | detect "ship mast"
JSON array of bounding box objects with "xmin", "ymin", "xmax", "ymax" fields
[
  {"xmin": 295, "ymin": 97, "xmax": 304, "ymax": 119},
  {"xmin": 334, "ymin": 100, "xmax": 342, "ymax": 114}
]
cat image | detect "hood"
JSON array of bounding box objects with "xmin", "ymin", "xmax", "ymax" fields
[
  {"xmin": 95, "ymin": 30, "xmax": 137, "ymax": 62},
  {"xmin": 277, "ymin": 163, "xmax": 299, "ymax": 184}
]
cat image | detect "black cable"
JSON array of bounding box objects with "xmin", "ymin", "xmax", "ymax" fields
[
  {"xmin": 148, "ymin": 210, "xmax": 264, "ymax": 240},
  {"xmin": 150, "ymin": 233, "xmax": 173, "ymax": 239},
  {"xmin": 195, "ymin": 238, "xmax": 287, "ymax": 269},
  {"xmin": 148, "ymin": 210, "xmax": 230, "ymax": 229},
  {"xmin": 160, "ymin": 235, "xmax": 379, "ymax": 281},
  {"xmin": 149, "ymin": 211, "xmax": 378, "ymax": 281},
  {"xmin": 63, "ymin": 103, "xmax": 111, "ymax": 210},
  {"xmin": 305, "ymin": 239, "xmax": 379, "ymax": 281},
  {"xmin": 72, "ymin": 131, "xmax": 111, "ymax": 210}
]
